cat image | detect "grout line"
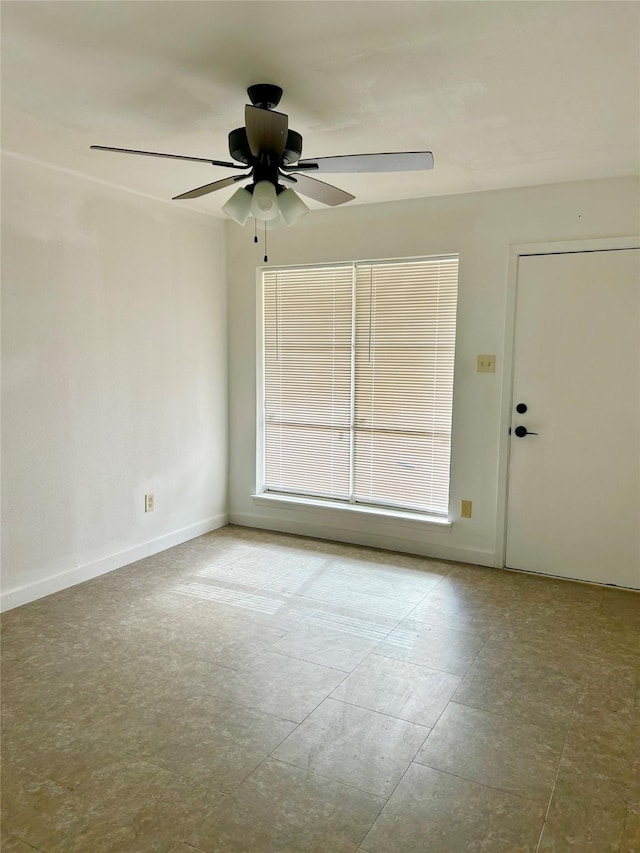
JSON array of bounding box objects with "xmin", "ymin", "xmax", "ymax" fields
[
  {"xmin": 446, "ymin": 697, "xmax": 571, "ymax": 739},
  {"xmin": 534, "ymin": 689, "xmax": 580, "ymax": 853},
  {"xmin": 407, "ymin": 760, "xmax": 547, "ymax": 806},
  {"xmin": 8, "ymin": 833, "xmax": 46, "ymax": 853},
  {"xmin": 319, "ymin": 695, "xmax": 433, "ymax": 729},
  {"xmin": 267, "ymin": 755, "xmax": 388, "ymax": 803},
  {"xmin": 415, "ymin": 631, "xmax": 495, "ymax": 742},
  {"xmin": 192, "ymin": 688, "xmax": 308, "ymax": 725},
  {"xmin": 259, "ymin": 647, "xmax": 356, "ymax": 675},
  {"xmin": 363, "ymin": 649, "xmax": 469, "ymax": 676},
  {"xmin": 265, "ymin": 753, "xmax": 388, "ymax": 803},
  {"xmin": 117, "ymin": 754, "xmax": 230, "ymax": 799}
]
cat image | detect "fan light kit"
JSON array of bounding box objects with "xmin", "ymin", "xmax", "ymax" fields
[{"xmin": 91, "ymin": 84, "xmax": 434, "ymax": 261}]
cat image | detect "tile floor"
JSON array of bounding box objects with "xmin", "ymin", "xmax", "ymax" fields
[{"xmin": 1, "ymin": 525, "xmax": 639, "ymax": 852}]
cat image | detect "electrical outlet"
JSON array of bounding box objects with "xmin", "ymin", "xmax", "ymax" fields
[
  {"xmin": 477, "ymin": 354, "xmax": 496, "ymax": 373},
  {"xmin": 145, "ymin": 493, "xmax": 154, "ymax": 513},
  {"xmin": 460, "ymin": 499, "xmax": 472, "ymax": 518}
]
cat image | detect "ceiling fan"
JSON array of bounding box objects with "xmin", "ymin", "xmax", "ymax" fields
[{"xmin": 92, "ymin": 83, "xmax": 433, "ymax": 238}]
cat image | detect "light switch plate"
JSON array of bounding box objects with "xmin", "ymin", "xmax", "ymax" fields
[{"xmin": 477, "ymin": 354, "xmax": 496, "ymax": 373}]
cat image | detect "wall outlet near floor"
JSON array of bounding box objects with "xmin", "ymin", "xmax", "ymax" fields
[
  {"xmin": 460, "ymin": 499, "xmax": 472, "ymax": 519},
  {"xmin": 144, "ymin": 493, "xmax": 154, "ymax": 513},
  {"xmin": 477, "ymin": 354, "xmax": 496, "ymax": 373}
]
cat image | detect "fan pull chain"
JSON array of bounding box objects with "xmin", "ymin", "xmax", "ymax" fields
[
  {"xmin": 264, "ymin": 222, "xmax": 268, "ymax": 263},
  {"xmin": 254, "ymin": 218, "xmax": 258, "ymax": 244}
]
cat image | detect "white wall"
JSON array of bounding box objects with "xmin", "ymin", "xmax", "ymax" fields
[
  {"xmin": 1, "ymin": 154, "xmax": 228, "ymax": 610},
  {"xmin": 226, "ymin": 177, "xmax": 640, "ymax": 566}
]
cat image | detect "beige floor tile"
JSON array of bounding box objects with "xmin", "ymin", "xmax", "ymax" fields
[
  {"xmin": 537, "ymin": 766, "xmax": 629, "ymax": 851},
  {"xmin": 212, "ymin": 590, "xmax": 325, "ymax": 630},
  {"xmin": 132, "ymin": 607, "xmax": 287, "ymax": 669},
  {"xmin": 271, "ymin": 620, "xmax": 382, "ymax": 672},
  {"xmin": 188, "ymin": 758, "xmax": 384, "ymax": 853},
  {"xmin": 59, "ymin": 756, "xmax": 219, "ymax": 853},
  {"xmin": 2, "ymin": 709, "xmax": 126, "ymax": 792},
  {"xmin": 447, "ymin": 565, "xmax": 602, "ymax": 609},
  {"xmin": 434, "ymin": 561, "xmax": 502, "ymax": 585},
  {"xmin": 270, "ymin": 567, "xmax": 425, "ymax": 621},
  {"xmin": 261, "ymin": 561, "xmax": 334, "ymax": 598},
  {"xmin": 412, "ymin": 575, "xmax": 524, "ymax": 621},
  {"xmin": 561, "ymin": 696, "xmax": 640, "ymax": 800},
  {"xmin": 361, "ymin": 763, "xmax": 545, "ymax": 853},
  {"xmin": 601, "ymin": 588, "xmax": 640, "ymax": 624},
  {"xmin": 576, "ymin": 662, "xmax": 640, "ymax": 712},
  {"xmin": 319, "ymin": 556, "xmax": 443, "ymax": 598},
  {"xmin": 408, "ymin": 586, "xmax": 520, "ymax": 635},
  {"xmin": 487, "ymin": 593, "xmax": 610, "ymax": 645},
  {"xmin": 1, "ymin": 761, "xmax": 84, "ymax": 851},
  {"xmin": 477, "ymin": 629, "xmax": 594, "ymax": 681},
  {"xmin": 514, "ymin": 573, "xmax": 604, "ymax": 603},
  {"xmin": 272, "ymin": 698, "xmax": 428, "ymax": 798},
  {"xmin": 330, "ymin": 653, "xmax": 461, "ymax": 727},
  {"xmin": 268, "ymin": 559, "xmax": 425, "ymax": 612},
  {"xmin": 21, "ymin": 577, "xmax": 145, "ymax": 624},
  {"xmin": 578, "ymin": 657, "xmax": 638, "ymax": 713},
  {"xmin": 202, "ymin": 650, "xmax": 346, "ymax": 722},
  {"xmin": 587, "ymin": 623, "xmax": 640, "ymax": 671},
  {"xmin": 266, "ymin": 552, "xmax": 440, "ymax": 603},
  {"xmin": 415, "ymin": 701, "xmax": 564, "ymax": 802},
  {"xmin": 0, "ymin": 828, "xmax": 43, "ymax": 853},
  {"xmin": 117, "ymin": 651, "xmax": 238, "ymax": 706},
  {"xmin": 151, "ymin": 701, "xmax": 293, "ymax": 791},
  {"xmin": 3, "ymin": 645, "xmax": 232, "ymax": 737},
  {"xmin": 3, "ymin": 527, "xmax": 638, "ymax": 853},
  {"xmin": 162, "ymin": 577, "xmax": 324, "ymax": 630},
  {"xmin": 0, "ymin": 608, "xmax": 118, "ymax": 674},
  {"xmin": 313, "ymin": 583, "xmax": 422, "ymax": 621},
  {"xmin": 88, "ymin": 692, "xmax": 296, "ymax": 793},
  {"xmin": 188, "ymin": 553, "xmax": 301, "ymax": 589},
  {"xmin": 308, "ymin": 601, "xmax": 400, "ymax": 639},
  {"xmin": 375, "ymin": 618, "xmax": 489, "ymax": 676},
  {"xmin": 453, "ymin": 653, "xmax": 579, "ymax": 731},
  {"xmin": 164, "ymin": 576, "xmax": 264, "ymax": 610},
  {"xmin": 622, "ymin": 802, "xmax": 640, "ymax": 853}
]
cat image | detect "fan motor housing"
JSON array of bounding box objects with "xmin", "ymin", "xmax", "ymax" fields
[
  {"xmin": 247, "ymin": 84, "xmax": 283, "ymax": 110},
  {"xmin": 228, "ymin": 127, "xmax": 303, "ymax": 166}
]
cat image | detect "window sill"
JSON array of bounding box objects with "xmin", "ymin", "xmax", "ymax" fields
[{"xmin": 251, "ymin": 492, "xmax": 452, "ymax": 531}]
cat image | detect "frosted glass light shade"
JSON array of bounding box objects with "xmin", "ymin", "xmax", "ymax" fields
[
  {"xmin": 251, "ymin": 181, "xmax": 279, "ymax": 221},
  {"xmin": 266, "ymin": 213, "xmax": 286, "ymax": 230},
  {"xmin": 221, "ymin": 187, "xmax": 252, "ymax": 225},
  {"xmin": 278, "ymin": 188, "xmax": 309, "ymax": 225}
]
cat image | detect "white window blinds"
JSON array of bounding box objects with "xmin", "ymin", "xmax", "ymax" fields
[{"xmin": 262, "ymin": 256, "xmax": 458, "ymax": 515}]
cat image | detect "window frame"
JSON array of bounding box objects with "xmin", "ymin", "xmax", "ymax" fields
[{"xmin": 255, "ymin": 254, "xmax": 459, "ymax": 522}]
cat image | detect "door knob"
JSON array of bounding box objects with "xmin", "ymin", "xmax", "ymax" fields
[
  {"xmin": 514, "ymin": 425, "xmax": 538, "ymax": 437},
  {"xmin": 516, "ymin": 403, "xmax": 528, "ymax": 414}
]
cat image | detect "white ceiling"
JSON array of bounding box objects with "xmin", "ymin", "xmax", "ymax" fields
[{"xmin": 2, "ymin": 1, "xmax": 638, "ymax": 217}]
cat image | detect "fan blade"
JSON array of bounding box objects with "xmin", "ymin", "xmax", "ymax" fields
[
  {"xmin": 172, "ymin": 174, "xmax": 250, "ymax": 200},
  {"xmin": 245, "ymin": 105, "xmax": 288, "ymax": 159},
  {"xmin": 90, "ymin": 145, "xmax": 245, "ymax": 170},
  {"xmin": 284, "ymin": 173, "xmax": 354, "ymax": 206},
  {"xmin": 291, "ymin": 152, "xmax": 434, "ymax": 174}
]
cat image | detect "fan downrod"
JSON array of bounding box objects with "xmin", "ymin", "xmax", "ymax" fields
[{"xmin": 247, "ymin": 84, "xmax": 283, "ymax": 110}]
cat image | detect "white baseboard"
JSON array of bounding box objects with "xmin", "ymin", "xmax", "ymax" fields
[
  {"xmin": 229, "ymin": 511, "xmax": 494, "ymax": 567},
  {"xmin": 0, "ymin": 514, "xmax": 228, "ymax": 613}
]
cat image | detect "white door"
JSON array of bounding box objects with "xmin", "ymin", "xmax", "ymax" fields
[{"xmin": 506, "ymin": 248, "xmax": 640, "ymax": 589}]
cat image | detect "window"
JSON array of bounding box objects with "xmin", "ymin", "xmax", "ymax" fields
[{"xmin": 260, "ymin": 255, "xmax": 458, "ymax": 516}]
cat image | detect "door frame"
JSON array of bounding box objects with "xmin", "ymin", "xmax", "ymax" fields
[{"xmin": 494, "ymin": 235, "xmax": 640, "ymax": 570}]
